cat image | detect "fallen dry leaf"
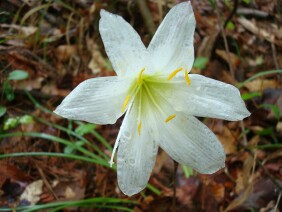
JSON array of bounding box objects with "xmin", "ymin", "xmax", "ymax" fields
[
  {"xmin": 238, "ymin": 17, "xmax": 282, "ymax": 47},
  {"xmin": 224, "ymin": 183, "xmax": 253, "ymax": 211},
  {"xmin": 216, "ymin": 125, "xmax": 238, "ymax": 155},
  {"xmin": 87, "ymin": 37, "xmax": 111, "ymax": 74},
  {"xmin": 55, "ymin": 45, "xmax": 77, "ymax": 62},
  {"xmin": 276, "ymin": 122, "xmax": 282, "ymax": 133},
  {"xmin": 197, "ymin": 33, "xmax": 219, "ymax": 59},
  {"xmin": 244, "ymin": 79, "xmax": 278, "ymax": 92},
  {"xmin": 0, "ymin": 24, "xmax": 37, "ymax": 36},
  {"xmin": 216, "ymin": 49, "xmax": 240, "ymax": 69},
  {"xmin": 20, "ymin": 180, "xmax": 43, "ymax": 205}
]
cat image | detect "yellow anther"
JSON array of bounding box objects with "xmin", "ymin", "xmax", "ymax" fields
[
  {"xmin": 167, "ymin": 67, "xmax": 183, "ymax": 80},
  {"xmin": 165, "ymin": 114, "xmax": 176, "ymax": 123},
  {"xmin": 138, "ymin": 122, "xmax": 142, "ymax": 135},
  {"xmin": 184, "ymin": 69, "xmax": 191, "ymax": 85},
  {"xmin": 121, "ymin": 95, "xmax": 130, "ymax": 113},
  {"xmin": 138, "ymin": 68, "xmax": 145, "ymax": 84}
]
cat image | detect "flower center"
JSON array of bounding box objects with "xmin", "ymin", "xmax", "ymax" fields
[
  {"xmin": 109, "ymin": 67, "xmax": 192, "ymax": 166},
  {"xmin": 121, "ymin": 67, "xmax": 191, "ymax": 136}
]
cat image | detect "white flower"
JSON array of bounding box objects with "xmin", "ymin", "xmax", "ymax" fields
[{"xmin": 54, "ymin": 2, "xmax": 250, "ymax": 196}]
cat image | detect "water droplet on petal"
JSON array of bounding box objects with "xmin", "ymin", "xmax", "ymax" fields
[
  {"xmin": 123, "ymin": 131, "xmax": 131, "ymax": 139},
  {"xmin": 129, "ymin": 158, "xmax": 135, "ymax": 165},
  {"xmin": 119, "ymin": 183, "xmax": 124, "ymax": 189}
]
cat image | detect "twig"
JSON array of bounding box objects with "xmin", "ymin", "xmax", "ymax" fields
[
  {"xmin": 156, "ymin": 0, "xmax": 164, "ymax": 21},
  {"xmin": 127, "ymin": 0, "xmax": 135, "ymax": 26},
  {"xmin": 255, "ymin": 156, "xmax": 282, "ymax": 192},
  {"xmin": 136, "ymin": 0, "xmax": 156, "ymax": 37},
  {"xmin": 172, "ymin": 160, "xmax": 178, "ymax": 212},
  {"xmin": 274, "ymin": 192, "xmax": 281, "ymax": 212},
  {"xmin": 236, "ymin": 8, "xmax": 269, "ymax": 18},
  {"xmin": 36, "ymin": 164, "xmax": 59, "ymax": 200},
  {"xmin": 2, "ymin": 47, "xmax": 58, "ymax": 79},
  {"xmin": 239, "ymin": 121, "xmax": 248, "ymax": 146},
  {"xmin": 271, "ymin": 43, "xmax": 280, "ymax": 69},
  {"xmin": 215, "ymin": 2, "xmax": 251, "ymax": 148},
  {"xmin": 242, "ymin": 146, "xmax": 282, "ymax": 192},
  {"xmin": 0, "ymin": 88, "xmax": 59, "ymax": 100},
  {"xmin": 223, "ymin": 0, "xmax": 239, "ymax": 28},
  {"xmin": 215, "ymin": 2, "xmax": 235, "ymax": 80},
  {"xmin": 238, "ymin": 17, "xmax": 282, "ymax": 47},
  {"xmin": 217, "ymin": 1, "xmax": 281, "ymax": 193}
]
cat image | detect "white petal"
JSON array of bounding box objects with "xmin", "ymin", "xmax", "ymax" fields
[
  {"xmin": 142, "ymin": 82, "xmax": 225, "ymax": 173},
  {"xmin": 147, "ymin": 2, "xmax": 195, "ymax": 74},
  {"xmin": 99, "ymin": 10, "xmax": 147, "ymax": 76},
  {"xmin": 151, "ymin": 74, "xmax": 251, "ymax": 121},
  {"xmin": 54, "ymin": 76, "xmax": 132, "ymax": 125},
  {"xmin": 156, "ymin": 112, "xmax": 225, "ymax": 174},
  {"xmin": 117, "ymin": 94, "xmax": 158, "ymax": 196}
]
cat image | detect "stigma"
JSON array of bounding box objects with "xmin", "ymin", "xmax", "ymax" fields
[{"xmin": 138, "ymin": 68, "xmax": 145, "ymax": 84}]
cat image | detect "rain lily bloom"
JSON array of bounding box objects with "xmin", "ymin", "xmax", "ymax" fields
[{"xmin": 54, "ymin": 1, "xmax": 250, "ymax": 196}]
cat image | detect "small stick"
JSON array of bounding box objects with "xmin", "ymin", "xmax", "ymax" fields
[
  {"xmin": 274, "ymin": 192, "xmax": 281, "ymax": 212},
  {"xmin": 240, "ymin": 121, "xmax": 248, "ymax": 146},
  {"xmin": 271, "ymin": 43, "xmax": 280, "ymax": 69},
  {"xmin": 36, "ymin": 164, "xmax": 59, "ymax": 200},
  {"xmin": 215, "ymin": 2, "xmax": 249, "ymax": 149},
  {"xmin": 241, "ymin": 145, "xmax": 282, "ymax": 192},
  {"xmin": 136, "ymin": 0, "xmax": 156, "ymax": 37},
  {"xmin": 215, "ymin": 3, "xmax": 235, "ymax": 80},
  {"xmin": 223, "ymin": 0, "xmax": 239, "ymax": 28},
  {"xmin": 172, "ymin": 160, "xmax": 179, "ymax": 212}
]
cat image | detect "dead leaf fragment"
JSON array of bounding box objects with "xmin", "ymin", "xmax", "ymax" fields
[
  {"xmin": 216, "ymin": 126, "xmax": 238, "ymax": 154},
  {"xmin": 20, "ymin": 180, "xmax": 43, "ymax": 205},
  {"xmin": 87, "ymin": 37, "xmax": 110, "ymax": 74},
  {"xmin": 276, "ymin": 122, "xmax": 282, "ymax": 133},
  {"xmin": 244, "ymin": 79, "xmax": 278, "ymax": 92},
  {"xmin": 224, "ymin": 184, "xmax": 253, "ymax": 212},
  {"xmin": 216, "ymin": 49, "xmax": 240, "ymax": 69},
  {"xmin": 0, "ymin": 24, "xmax": 37, "ymax": 36},
  {"xmin": 55, "ymin": 45, "xmax": 77, "ymax": 62},
  {"xmin": 197, "ymin": 33, "xmax": 219, "ymax": 59},
  {"xmin": 238, "ymin": 17, "xmax": 282, "ymax": 46},
  {"xmin": 208, "ymin": 183, "xmax": 225, "ymax": 202}
]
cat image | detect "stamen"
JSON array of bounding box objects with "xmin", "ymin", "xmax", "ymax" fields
[
  {"xmin": 138, "ymin": 68, "xmax": 145, "ymax": 84},
  {"xmin": 121, "ymin": 95, "xmax": 130, "ymax": 113},
  {"xmin": 184, "ymin": 69, "xmax": 191, "ymax": 85},
  {"xmin": 138, "ymin": 122, "xmax": 142, "ymax": 135},
  {"xmin": 109, "ymin": 127, "xmax": 122, "ymax": 167},
  {"xmin": 165, "ymin": 114, "xmax": 176, "ymax": 123},
  {"xmin": 167, "ymin": 67, "xmax": 183, "ymax": 80}
]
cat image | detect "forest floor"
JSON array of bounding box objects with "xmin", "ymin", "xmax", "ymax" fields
[{"xmin": 0, "ymin": 0, "xmax": 282, "ymax": 211}]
